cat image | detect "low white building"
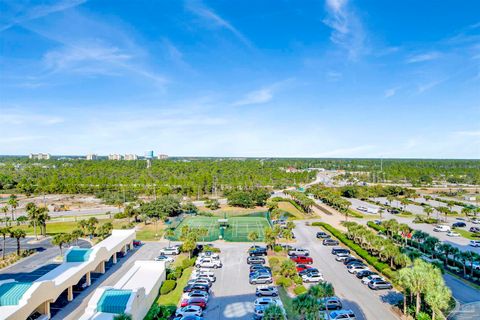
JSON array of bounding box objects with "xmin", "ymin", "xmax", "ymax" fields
[
  {"xmin": 0, "ymin": 229, "xmax": 136, "ymax": 320},
  {"xmin": 29, "ymin": 153, "xmax": 51, "ymax": 160},
  {"xmin": 108, "ymin": 154, "xmax": 123, "ymax": 161},
  {"xmin": 124, "ymin": 154, "xmax": 138, "ymax": 161},
  {"xmin": 80, "ymin": 260, "xmax": 166, "ymax": 320},
  {"xmin": 86, "ymin": 154, "xmax": 97, "ymax": 160},
  {"xmin": 157, "ymin": 154, "xmax": 168, "ymax": 160}
]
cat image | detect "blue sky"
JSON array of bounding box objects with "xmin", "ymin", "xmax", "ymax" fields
[{"xmin": 0, "ymin": 0, "xmax": 479, "ymax": 158}]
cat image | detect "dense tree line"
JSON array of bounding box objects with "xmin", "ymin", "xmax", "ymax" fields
[{"xmin": 0, "ymin": 158, "xmax": 314, "ymax": 197}]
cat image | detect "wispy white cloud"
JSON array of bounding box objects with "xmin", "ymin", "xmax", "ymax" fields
[
  {"xmin": 384, "ymin": 86, "xmax": 400, "ymax": 98},
  {"xmin": 186, "ymin": 0, "xmax": 252, "ymax": 47},
  {"xmin": 406, "ymin": 52, "xmax": 441, "ymax": 63},
  {"xmin": 3, "ymin": 111, "xmax": 64, "ymax": 125},
  {"xmin": 417, "ymin": 79, "xmax": 444, "ymax": 93},
  {"xmin": 323, "ymin": 0, "xmax": 366, "ymax": 59},
  {"xmin": 232, "ymin": 80, "xmax": 293, "ymax": 106},
  {"xmin": 0, "ymin": 0, "xmax": 87, "ymax": 32},
  {"xmin": 454, "ymin": 130, "xmax": 480, "ymax": 137}
]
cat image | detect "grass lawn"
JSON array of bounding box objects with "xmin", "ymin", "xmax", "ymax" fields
[
  {"xmin": 277, "ymin": 201, "xmax": 305, "ymax": 219},
  {"xmin": 278, "ymin": 287, "xmax": 296, "ymax": 318},
  {"xmin": 17, "ymin": 218, "xmax": 132, "ymax": 236},
  {"xmin": 157, "ymin": 266, "xmax": 193, "ymax": 307},
  {"xmin": 198, "ymin": 205, "xmax": 268, "ymax": 216},
  {"xmin": 135, "ymin": 222, "xmax": 164, "ymax": 241},
  {"xmin": 455, "ymin": 228, "xmax": 479, "ymax": 240}
]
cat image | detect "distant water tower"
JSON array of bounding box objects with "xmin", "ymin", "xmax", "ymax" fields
[{"xmin": 145, "ymin": 150, "xmax": 154, "ymax": 168}]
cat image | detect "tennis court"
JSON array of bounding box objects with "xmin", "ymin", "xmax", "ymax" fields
[{"xmin": 171, "ymin": 213, "xmax": 271, "ymax": 242}]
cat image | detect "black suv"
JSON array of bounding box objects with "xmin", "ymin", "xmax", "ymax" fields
[
  {"xmin": 343, "ymin": 257, "xmax": 362, "ymax": 265},
  {"xmin": 249, "ymin": 248, "xmax": 267, "ymax": 256},
  {"xmin": 331, "ymin": 248, "xmax": 350, "ymax": 255},
  {"xmin": 323, "ymin": 239, "xmax": 339, "ymax": 246},
  {"xmin": 452, "ymin": 222, "xmax": 466, "ymax": 228}
]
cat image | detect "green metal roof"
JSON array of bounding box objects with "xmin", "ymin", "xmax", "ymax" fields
[
  {"xmin": 66, "ymin": 248, "xmax": 92, "ymax": 262},
  {"xmin": 0, "ymin": 282, "xmax": 32, "ymax": 306},
  {"xmin": 97, "ymin": 289, "xmax": 132, "ymax": 314}
]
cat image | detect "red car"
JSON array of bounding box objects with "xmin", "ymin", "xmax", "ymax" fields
[
  {"xmin": 296, "ymin": 264, "xmax": 313, "ymax": 272},
  {"xmin": 181, "ymin": 297, "xmax": 208, "ymax": 309},
  {"xmin": 291, "ymin": 255, "xmax": 313, "ymax": 264},
  {"xmin": 133, "ymin": 240, "xmax": 142, "ymax": 246}
]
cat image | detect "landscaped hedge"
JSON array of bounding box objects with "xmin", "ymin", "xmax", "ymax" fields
[
  {"xmin": 160, "ymin": 280, "xmax": 177, "ymax": 295},
  {"xmin": 312, "ymin": 222, "xmax": 396, "ymax": 281},
  {"xmin": 275, "ymin": 276, "xmax": 293, "ymax": 288},
  {"xmin": 293, "ymin": 285, "xmax": 307, "ymax": 295},
  {"xmin": 367, "ymin": 221, "xmax": 385, "ymax": 232}
]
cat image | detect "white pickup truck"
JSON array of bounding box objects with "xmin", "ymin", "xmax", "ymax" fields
[{"xmin": 195, "ymin": 257, "xmax": 222, "ymax": 269}]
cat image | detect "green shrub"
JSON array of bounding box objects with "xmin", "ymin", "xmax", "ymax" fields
[
  {"xmin": 145, "ymin": 304, "xmax": 176, "ymax": 320},
  {"xmin": 416, "ymin": 312, "xmax": 431, "ymax": 320},
  {"xmin": 269, "ymin": 257, "xmax": 280, "ymax": 266},
  {"xmin": 293, "ymin": 285, "xmax": 307, "ymax": 295},
  {"xmin": 367, "ymin": 221, "xmax": 385, "ymax": 232},
  {"xmin": 160, "ymin": 280, "xmax": 176, "ymax": 295},
  {"xmin": 275, "ymin": 276, "xmax": 293, "ymax": 288},
  {"xmin": 203, "ymin": 245, "xmax": 221, "ymax": 253},
  {"xmin": 166, "ymin": 273, "xmax": 177, "ymax": 280},
  {"xmin": 292, "ymin": 275, "xmax": 303, "ymax": 285},
  {"xmin": 114, "ymin": 212, "xmax": 127, "ymax": 219},
  {"xmin": 273, "ymin": 245, "xmax": 283, "ymax": 252},
  {"xmin": 182, "ymin": 258, "xmax": 196, "ymax": 268}
]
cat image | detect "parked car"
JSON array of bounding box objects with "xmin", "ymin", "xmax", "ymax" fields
[
  {"xmin": 318, "ymin": 296, "xmax": 342, "ymax": 310},
  {"xmin": 373, "ymin": 220, "xmax": 382, "ymax": 225},
  {"xmin": 250, "ymin": 269, "xmax": 272, "ymax": 278},
  {"xmin": 452, "ymin": 222, "xmax": 467, "ymax": 228},
  {"xmin": 155, "ymin": 255, "xmax": 174, "ymax": 263},
  {"xmin": 160, "ymin": 246, "xmax": 180, "ymax": 255},
  {"xmin": 191, "ymin": 269, "xmax": 215, "ymax": 278},
  {"xmin": 288, "ymin": 248, "xmax": 310, "ymax": 256},
  {"xmin": 198, "ymin": 252, "xmax": 219, "ymax": 259},
  {"xmin": 194, "ymin": 273, "xmax": 216, "ymax": 283},
  {"xmin": 183, "ymin": 284, "xmax": 209, "ymax": 293},
  {"xmin": 132, "ymin": 240, "xmax": 142, "ymax": 246},
  {"xmin": 187, "ymin": 278, "xmax": 212, "ymax": 288},
  {"xmin": 323, "ymin": 239, "xmax": 339, "ymax": 246},
  {"xmin": 331, "ymin": 248, "xmax": 350, "ymax": 255},
  {"xmin": 196, "ymin": 258, "xmax": 222, "ymax": 269},
  {"xmin": 389, "ymin": 209, "xmax": 400, "ymax": 215},
  {"xmin": 250, "ymin": 265, "xmax": 271, "ymax": 272},
  {"xmin": 290, "ymin": 255, "xmax": 313, "ymax": 264},
  {"xmin": 343, "ymin": 257, "xmax": 361, "ymax": 265},
  {"xmin": 355, "ymin": 270, "xmax": 376, "ymax": 279},
  {"xmin": 361, "ymin": 274, "xmax": 383, "ymax": 285},
  {"xmin": 255, "ymin": 286, "xmax": 278, "ymax": 297},
  {"xmin": 471, "ymin": 219, "xmax": 480, "ymax": 225},
  {"xmin": 335, "ymin": 253, "xmax": 351, "ymax": 262},
  {"xmin": 299, "ymin": 268, "xmax": 320, "ymax": 277},
  {"xmin": 253, "ymin": 299, "xmax": 284, "ymax": 320},
  {"xmin": 470, "ymin": 227, "xmax": 480, "ymax": 233},
  {"xmin": 247, "ymin": 256, "xmax": 266, "ymax": 265},
  {"xmin": 296, "ymin": 264, "xmax": 313, "ymax": 272},
  {"xmin": 250, "ymin": 274, "xmax": 273, "ymax": 285},
  {"xmin": 325, "ymin": 309, "xmax": 356, "ymax": 320},
  {"xmin": 180, "ymin": 297, "xmax": 208, "ymax": 309},
  {"xmin": 175, "ymin": 306, "xmax": 203, "ymax": 317},
  {"xmin": 249, "ymin": 247, "xmax": 268, "ymax": 256},
  {"xmin": 368, "ymin": 279, "xmax": 393, "ymax": 290},
  {"xmin": 302, "ymin": 273, "xmax": 324, "ymax": 283},
  {"xmin": 254, "ymin": 297, "xmax": 280, "ymax": 307},
  {"xmin": 347, "ymin": 265, "xmax": 369, "ymax": 274},
  {"xmin": 316, "ymin": 232, "xmax": 330, "ymax": 239},
  {"xmin": 433, "ymin": 225, "xmax": 451, "ymax": 232},
  {"xmin": 185, "ymin": 290, "xmax": 209, "ymax": 301},
  {"xmin": 470, "ymin": 240, "xmax": 480, "ymax": 247},
  {"xmin": 447, "ymin": 231, "xmax": 460, "ymax": 237}
]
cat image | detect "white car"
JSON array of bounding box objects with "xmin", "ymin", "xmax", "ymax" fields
[
  {"xmin": 193, "ymin": 272, "xmax": 216, "ymax": 283},
  {"xmin": 361, "ymin": 275, "xmax": 383, "ymax": 285},
  {"xmin": 199, "ymin": 252, "xmax": 220, "ymax": 259},
  {"xmin": 335, "ymin": 253, "xmax": 351, "ymax": 262},
  {"xmin": 471, "ymin": 219, "xmax": 480, "ymax": 224},
  {"xmin": 347, "ymin": 265, "xmax": 369, "ymax": 274},
  {"xmin": 187, "ymin": 278, "xmax": 212, "ymax": 287},
  {"xmin": 154, "ymin": 255, "xmax": 174, "ymax": 263},
  {"xmin": 183, "ymin": 290, "xmax": 209, "ymax": 302},
  {"xmin": 356, "ymin": 206, "xmax": 368, "ymax": 212},
  {"xmin": 160, "ymin": 246, "xmax": 180, "ymax": 255},
  {"xmin": 175, "ymin": 305, "xmax": 203, "ymax": 317},
  {"xmin": 288, "ymin": 248, "xmax": 310, "ymax": 256},
  {"xmin": 447, "ymin": 231, "xmax": 460, "ymax": 237},
  {"xmin": 302, "ymin": 273, "xmax": 324, "ymax": 283},
  {"xmin": 325, "ymin": 309, "xmax": 356, "ymax": 320},
  {"xmin": 191, "ymin": 269, "xmax": 215, "ymax": 278},
  {"xmin": 195, "ymin": 257, "xmax": 222, "ymax": 268},
  {"xmin": 470, "ymin": 240, "xmax": 480, "ymax": 247},
  {"xmin": 433, "ymin": 225, "xmax": 451, "ymax": 232},
  {"xmin": 254, "ymin": 297, "xmax": 281, "ymax": 307},
  {"xmin": 256, "ymin": 286, "xmax": 279, "ymax": 297}
]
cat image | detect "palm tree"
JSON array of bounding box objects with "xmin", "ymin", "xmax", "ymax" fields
[
  {"xmin": 292, "ymin": 293, "xmax": 318, "ymax": 319},
  {"xmin": 425, "ymin": 285, "xmax": 450, "ymax": 320},
  {"xmin": 7, "ymin": 194, "xmax": 18, "ymax": 222},
  {"xmin": 71, "ymin": 229, "xmax": 84, "ymax": 246},
  {"xmin": 113, "ymin": 313, "xmax": 132, "ymax": 320},
  {"xmin": 248, "ymin": 231, "xmax": 259, "ymax": 247},
  {"xmin": 164, "ymin": 229, "xmax": 175, "ymax": 246},
  {"xmin": 398, "ymin": 224, "xmax": 410, "ymax": 247},
  {"xmin": 308, "ymin": 282, "xmax": 335, "ymax": 318},
  {"xmin": 1, "ymin": 206, "xmax": 8, "ymax": 225},
  {"xmin": 450, "ymin": 247, "xmax": 460, "ymax": 267},
  {"xmin": 424, "ymin": 206, "xmax": 434, "ymax": 218},
  {"xmin": 397, "ymin": 267, "xmax": 413, "ymax": 317},
  {"xmin": 458, "ymin": 251, "xmax": 470, "ymax": 277},
  {"xmin": 263, "ymin": 304, "xmax": 284, "ymax": 320},
  {"xmin": 9, "ymin": 228, "xmax": 26, "ymax": 255},
  {"xmin": 52, "ymin": 233, "xmax": 71, "ymax": 256},
  {"xmin": 0, "ymin": 227, "xmax": 11, "ymax": 259},
  {"xmin": 36, "ymin": 207, "xmax": 50, "ymax": 236},
  {"xmin": 438, "ymin": 243, "xmax": 454, "ymax": 266},
  {"xmin": 461, "ymin": 207, "xmax": 472, "ymax": 217},
  {"xmin": 25, "ymin": 202, "xmax": 39, "ymax": 240}
]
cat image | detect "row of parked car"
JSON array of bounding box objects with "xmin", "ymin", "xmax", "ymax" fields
[
  {"xmin": 329, "ymin": 247, "xmax": 393, "ymax": 290},
  {"xmin": 174, "ymin": 250, "xmax": 223, "ymax": 319}
]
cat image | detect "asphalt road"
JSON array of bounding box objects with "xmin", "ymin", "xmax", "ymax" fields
[{"xmin": 294, "ymin": 221, "xmax": 401, "ymax": 320}]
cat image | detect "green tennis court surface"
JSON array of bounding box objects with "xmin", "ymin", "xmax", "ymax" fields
[{"xmin": 171, "ymin": 213, "xmax": 271, "ymax": 242}]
